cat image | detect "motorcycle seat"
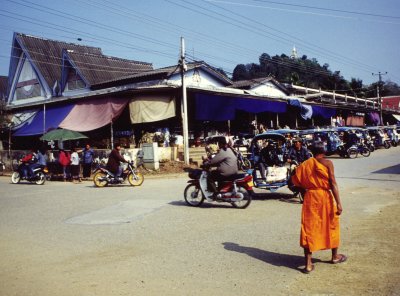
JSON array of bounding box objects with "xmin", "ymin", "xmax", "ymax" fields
[{"xmin": 222, "ymin": 173, "xmax": 246, "ymax": 181}]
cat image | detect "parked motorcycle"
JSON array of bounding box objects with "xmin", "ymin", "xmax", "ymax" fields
[
  {"xmin": 93, "ymin": 161, "xmax": 144, "ymax": 187},
  {"xmin": 233, "ymin": 148, "xmax": 252, "ymax": 171},
  {"xmin": 184, "ymin": 165, "xmax": 253, "ymax": 208},
  {"xmin": 0, "ymin": 160, "xmax": 5, "ymax": 176},
  {"xmin": 364, "ymin": 139, "xmax": 375, "ymax": 152},
  {"xmin": 11, "ymin": 162, "xmax": 48, "ymax": 185},
  {"xmin": 347, "ymin": 143, "xmax": 371, "ymax": 159}
]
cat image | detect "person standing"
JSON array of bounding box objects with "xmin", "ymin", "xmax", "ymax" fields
[
  {"xmin": 70, "ymin": 147, "xmax": 81, "ymax": 183},
  {"xmin": 58, "ymin": 149, "xmax": 71, "ymax": 181},
  {"xmin": 291, "ymin": 141, "xmax": 346, "ymax": 274},
  {"xmin": 81, "ymin": 144, "xmax": 94, "ymax": 180}
]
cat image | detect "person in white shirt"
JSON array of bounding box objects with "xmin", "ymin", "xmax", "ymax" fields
[{"xmin": 70, "ymin": 147, "xmax": 81, "ymax": 183}]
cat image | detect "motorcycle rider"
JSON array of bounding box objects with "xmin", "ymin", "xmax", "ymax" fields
[
  {"xmin": 287, "ymin": 137, "xmax": 311, "ymax": 164},
  {"xmin": 106, "ymin": 143, "xmax": 128, "ymax": 181},
  {"xmin": 203, "ymin": 137, "xmax": 238, "ymax": 190},
  {"xmin": 28, "ymin": 148, "xmax": 47, "ymax": 178},
  {"xmin": 20, "ymin": 149, "xmax": 36, "ymax": 178}
]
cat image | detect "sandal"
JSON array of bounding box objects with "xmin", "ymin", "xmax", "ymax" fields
[
  {"xmin": 302, "ymin": 264, "xmax": 315, "ymax": 274},
  {"xmin": 332, "ymin": 254, "xmax": 348, "ymax": 264}
]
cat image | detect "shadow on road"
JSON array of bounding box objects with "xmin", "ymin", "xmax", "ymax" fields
[
  {"xmin": 372, "ymin": 164, "xmax": 400, "ymax": 174},
  {"xmin": 222, "ymin": 242, "xmax": 319, "ymax": 272},
  {"xmin": 169, "ymin": 200, "xmax": 235, "ymax": 209},
  {"xmin": 337, "ymin": 176, "xmax": 400, "ymax": 182},
  {"xmin": 252, "ymin": 191, "xmax": 302, "ymax": 204}
]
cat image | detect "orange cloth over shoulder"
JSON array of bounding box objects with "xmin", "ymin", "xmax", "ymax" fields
[{"xmin": 292, "ymin": 158, "xmax": 340, "ymax": 252}]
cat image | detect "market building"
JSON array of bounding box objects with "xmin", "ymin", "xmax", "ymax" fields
[{"xmin": 1, "ymin": 32, "xmax": 399, "ymax": 156}]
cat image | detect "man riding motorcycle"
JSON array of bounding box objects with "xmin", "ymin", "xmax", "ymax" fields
[
  {"xmin": 203, "ymin": 137, "xmax": 238, "ymax": 190},
  {"xmin": 106, "ymin": 144, "xmax": 128, "ymax": 181}
]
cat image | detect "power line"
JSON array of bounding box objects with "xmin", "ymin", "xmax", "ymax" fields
[
  {"xmin": 166, "ymin": 0, "xmax": 379, "ymax": 77},
  {"xmin": 0, "ymin": 0, "xmax": 395, "ymax": 85},
  {"xmin": 250, "ymin": 0, "xmax": 400, "ymax": 20},
  {"xmin": 203, "ymin": 0, "xmax": 377, "ymax": 72}
]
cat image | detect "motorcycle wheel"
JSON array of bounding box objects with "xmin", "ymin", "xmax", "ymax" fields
[
  {"xmin": 93, "ymin": 171, "xmax": 108, "ymax": 187},
  {"xmin": 348, "ymin": 148, "xmax": 358, "ymax": 159},
  {"xmin": 361, "ymin": 148, "xmax": 371, "ymax": 157},
  {"xmin": 184, "ymin": 184, "xmax": 204, "ymax": 207},
  {"xmin": 242, "ymin": 158, "xmax": 251, "ymax": 171},
  {"xmin": 35, "ymin": 172, "xmax": 46, "ymax": 185},
  {"xmin": 368, "ymin": 145, "xmax": 375, "ymax": 152},
  {"xmin": 128, "ymin": 172, "xmax": 144, "ymax": 186},
  {"xmin": 384, "ymin": 141, "xmax": 391, "ymax": 149},
  {"xmin": 11, "ymin": 172, "xmax": 21, "ymax": 184},
  {"xmin": 391, "ymin": 140, "xmax": 398, "ymax": 147},
  {"xmin": 231, "ymin": 186, "xmax": 252, "ymax": 209}
]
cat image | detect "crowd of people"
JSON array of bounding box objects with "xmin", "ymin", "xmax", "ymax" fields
[{"xmin": 19, "ymin": 143, "xmax": 96, "ymax": 183}]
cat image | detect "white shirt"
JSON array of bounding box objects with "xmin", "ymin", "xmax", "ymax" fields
[{"xmin": 70, "ymin": 152, "xmax": 80, "ymax": 165}]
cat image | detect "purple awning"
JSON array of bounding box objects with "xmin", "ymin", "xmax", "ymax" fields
[{"xmin": 195, "ymin": 93, "xmax": 287, "ymax": 121}]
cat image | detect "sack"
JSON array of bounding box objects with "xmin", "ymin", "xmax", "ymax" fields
[
  {"xmin": 188, "ymin": 169, "xmax": 202, "ymax": 180},
  {"xmin": 266, "ymin": 166, "xmax": 287, "ymax": 182}
]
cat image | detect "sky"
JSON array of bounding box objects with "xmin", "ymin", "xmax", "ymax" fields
[{"xmin": 0, "ymin": 0, "xmax": 399, "ymax": 87}]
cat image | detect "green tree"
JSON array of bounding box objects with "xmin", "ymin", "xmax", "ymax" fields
[{"xmin": 232, "ymin": 64, "xmax": 249, "ymax": 81}]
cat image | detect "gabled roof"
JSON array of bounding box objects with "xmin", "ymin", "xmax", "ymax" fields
[
  {"xmin": 91, "ymin": 61, "xmax": 232, "ymax": 89},
  {"xmin": 12, "ymin": 33, "xmax": 154, "ymax": 93},
  {"xmin": 14, "ymin": 33, "xmax": 103, "ymax": 90},
  {"xmin": 63, "ymin": 50, "xmax": 153, "ymax": 87},
  {"xmin": 229, "ymin": 77, "xmax": 287, "ymax": 91},
  {"xmin": 0, "ymin": 76, "xmax": 7, "ymax": 99}
]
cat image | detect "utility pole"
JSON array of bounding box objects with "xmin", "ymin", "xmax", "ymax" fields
[
  {"xmin": 180, "ymin": 37, "xmax": 190, "ymax": 164},
  {"xmin": 372, "ymin": 71, "xmax": 387, "ymax": 125}
]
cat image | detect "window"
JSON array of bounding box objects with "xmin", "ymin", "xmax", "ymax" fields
[
  {"xmin": 14, "ymin": 59, "xmax": 42, "ymax": 100},
  {"xmin": 65, "ymin": 69, "xmax": 85, "ymax": 91}
]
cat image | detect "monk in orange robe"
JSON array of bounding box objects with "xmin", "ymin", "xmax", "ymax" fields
[{"xmin": 292, "ymin": 141, "xmax": 347, "ymax": 273}]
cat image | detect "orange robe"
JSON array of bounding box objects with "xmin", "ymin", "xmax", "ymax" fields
[{"xmin": 292, "ymin": 158, "xmax": 340, "ymax": 252}]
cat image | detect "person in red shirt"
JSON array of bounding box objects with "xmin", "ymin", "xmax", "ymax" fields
[
  {"xmin": 58, "ymin": 149, "xmax": 71, "ymax": 181},
  {"xmin": 20, "ymin": 150, "xmax": 36, "ymax": 178}
]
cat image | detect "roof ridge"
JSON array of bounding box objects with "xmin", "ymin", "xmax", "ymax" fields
[
  {"xmin": 17, "ymin": 32, "xmax": 102, "ymax": 52},
  {"xmin": 66, "ymin": 50, "xmax": 152, "ymax": 66}
]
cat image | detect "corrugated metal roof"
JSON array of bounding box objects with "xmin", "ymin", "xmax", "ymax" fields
[
  {"xmin": 15, "ymin": 33, "xmax": 153, "ymax": 89},
  {"xmin": 16, "ymin": 33, "xmax": 103, "ymax": 89},
  {"xmin": 91, "ymin": 61, "xmax": 232, "ymax": 88},
  {"xmin": 66, "ymin": 51, "xmax": 153, "ymax": 86},
  {"xmin": 229, "ymin": 77, "xmax": 275, "ymax": 89},
  {"xmin": 0, "ymin": 76, "xmax": 7, "ymax": 99}
]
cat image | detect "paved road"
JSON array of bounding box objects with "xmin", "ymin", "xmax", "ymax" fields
[{"xmin": 0, "ymin": 147, "xmax": 399, "ymax": 295}]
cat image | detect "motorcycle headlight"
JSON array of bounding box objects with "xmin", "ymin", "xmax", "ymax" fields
[{"xmin": 43, "ymin": 168, "xmax": 49, "ymax": 173}]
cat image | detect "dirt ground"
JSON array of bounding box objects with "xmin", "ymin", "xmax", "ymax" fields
[
  {"xmin": 113, "ymin": 160, "xmax": 400, "ymax": 295},
  {"xmin": 1, "ymin": 151, "xmax": 399, "ymax": 296},
  {"xmin": 140, "ymin": 160, "xmax": 196, "ymax": 176},
  {"xmin": 288, "ymin": 201, "xmax": 400, "ymax": 296}
]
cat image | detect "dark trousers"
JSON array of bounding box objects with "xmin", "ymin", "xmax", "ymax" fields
[{"xmin": 82, "ymin": 163, "xmax": 92, "ymax": 178}]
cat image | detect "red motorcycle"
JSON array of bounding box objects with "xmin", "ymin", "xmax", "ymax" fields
[{"xmin": 184, "ymin": 165, "xmax": 253, "ymax": 209}]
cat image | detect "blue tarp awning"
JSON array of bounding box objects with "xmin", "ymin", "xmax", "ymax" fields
[
  {"xmin": 13, "ymin": 104, "xmax": 75, "ymax": 136},
  {"xmin": 195, "ymin": 93, "xmax": 287, "ymax": 121},
  {"xmin": 288, "ymin": 99, "xmax": 336, "ymax": 119}
]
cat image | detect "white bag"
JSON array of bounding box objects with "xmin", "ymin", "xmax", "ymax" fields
[{"xmin": 266, "ymin": 166, "xmax": 287, "ymax": 182}]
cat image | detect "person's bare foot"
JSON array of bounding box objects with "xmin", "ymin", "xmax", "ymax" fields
[
  {"xmin": 302, "ymin": 264, "xmax": 315, "ymax": 274},
  {"xmin": 332, "ymin": 254, "xmax": 348, "ymax": 264}
]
